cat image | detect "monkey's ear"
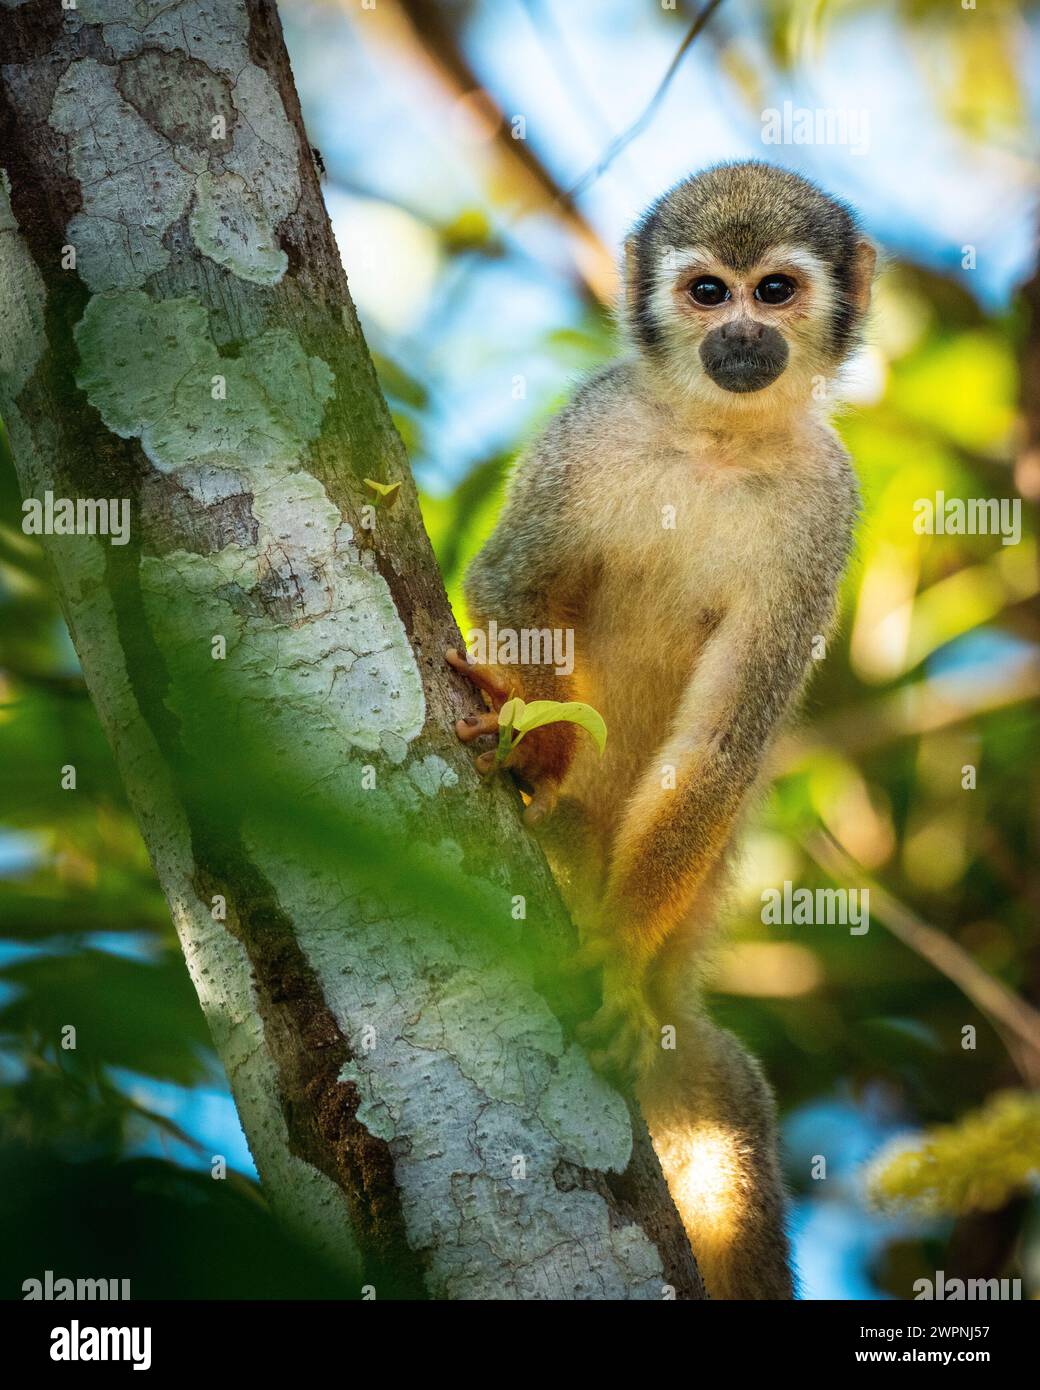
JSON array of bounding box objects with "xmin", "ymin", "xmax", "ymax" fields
[{"xmin": 849, "ymin": 238, "xmax": 877, "ymax": 314}]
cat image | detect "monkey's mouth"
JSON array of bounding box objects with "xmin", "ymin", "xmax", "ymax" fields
[{"xmin": 699, "ymin": 330, "xmax": 790, "ymax": 394}]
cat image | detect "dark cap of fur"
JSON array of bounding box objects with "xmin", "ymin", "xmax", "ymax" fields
[{"xmin": 629, "ymin": 161, "xmax": 866, "ymax": 361}]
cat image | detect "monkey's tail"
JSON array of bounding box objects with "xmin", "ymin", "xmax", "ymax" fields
[{"xmin": 636, "ymin": 1008, "xmax": 796, "ymax": 1299}]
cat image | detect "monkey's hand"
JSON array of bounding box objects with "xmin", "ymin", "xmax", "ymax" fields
[
  {"xmin": 567, "ymin": 932, "xmax": 659, "ymax": 1083},
  {"xmin": 446, "ymin": 647, "xmax": 575, "ymax": 828}
]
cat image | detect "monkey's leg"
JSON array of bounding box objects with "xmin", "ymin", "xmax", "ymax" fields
[{"xmin": 638, "ymin": 1011, "xmax": 795, "ymax": 1300}]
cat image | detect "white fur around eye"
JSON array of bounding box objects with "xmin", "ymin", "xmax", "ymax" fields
[{"xmin": 756, "ymin": 246, "xmax": 833, "ymax": 320}]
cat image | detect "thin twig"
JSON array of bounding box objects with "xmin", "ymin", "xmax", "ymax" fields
[
  {"xmin": 385, "ymin": 0, "xmax": 617, "ymax": 300},
  {"xmin": 561, "ymin": 0, "xmax": 727, "ymax": 205},
  {"xmin": 804, "ymin": 827, "xmax": 1040, "ymax": 1087}
]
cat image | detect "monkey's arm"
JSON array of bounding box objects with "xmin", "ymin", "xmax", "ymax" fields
[
  {"xmin": 605, "ymin": 597, "xmax": 811, "ymax": 961},
  {"xmin": 451, "ymin": 451, "xmax": 592, "ymax": 825},
  {"xmin": 579, "ymin": 561, "xmax": 844, "ymax": 1077}
]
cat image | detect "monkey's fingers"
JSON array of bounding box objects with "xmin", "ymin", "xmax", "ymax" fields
[
  {"xmin": 445, "ymin": 648, "xmax": 518, "ymax": 707},
  {"xmin": 455, "ymin": 711, "xmax": 500, "ymax": 743},
  {"xmin": 578, "ymin": 1001, "xmax": 639, "ymax": 1080},
  {"xmin": 575, "ymin": 999, "xmax": 626, "ymax": 1048}
]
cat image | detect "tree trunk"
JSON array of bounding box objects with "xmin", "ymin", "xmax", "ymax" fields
[{"xmin": 0, "ymin": 0, "xmax": 703, "ymax": 1299}]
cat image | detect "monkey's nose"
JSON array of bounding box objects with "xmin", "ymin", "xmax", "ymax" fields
[{"xmin": 720, "ymin": 322, "xmax": 765, "ymax": 345}]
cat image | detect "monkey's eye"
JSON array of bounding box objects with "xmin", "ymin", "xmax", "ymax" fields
[
  {"xmin": 754, "ymin": 274, "xmax": 797, "ymax": 305},
  {"xmin": 688, "ymin": 276, "xmax": 730, "ymax": 307}
]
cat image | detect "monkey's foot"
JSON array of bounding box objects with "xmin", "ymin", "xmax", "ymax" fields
[
  {"xmin": 577, "ymin": 986, "xmax": 658, "ymax": 1083},
  {"xmin": 573, "ymin": 958, "xmax": 659, "ymax": 1083}
]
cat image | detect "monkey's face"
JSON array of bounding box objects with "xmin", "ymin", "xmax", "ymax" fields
[
  {"xmin": 624, "ymin": 164, "xmax": 877, "ymax": 418},
  {"xmin": 640, "ymin": 244, "xmax": 848, "ymax": 408}
]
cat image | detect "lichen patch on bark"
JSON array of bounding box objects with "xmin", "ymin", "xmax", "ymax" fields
[
  {"xmin": 190, "ymin": 169, "xmax": 288, "ymax": 285},
  {"xmin": 73, "ymin": 290, "xmax": 426, "ymax": 757},
  {"xmin": 76, "ymin": 0, "xmax": 252, "ymax": 72},
  {"xmin": 51, "ymin": 7, "xmax": 299, "ymax": 288},
  {"xmin": 74, "ymin": 291, "xmax": 331, "ymax": 468},
  {"xmin": 50, "ymin": 59, "xmax": 197, "ymax": 291},
  {"xmin": 407, "ymin": 754, "xmax": 460, "ymax": 798}
]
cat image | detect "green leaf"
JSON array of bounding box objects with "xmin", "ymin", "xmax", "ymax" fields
[
  {"xmin": 496, "ymin": 697, "xmax": 523, "ymax": 765},
  {"xmin": 498, "ymin": 696, "xmax": 524, "ymax": 728},
  {"xmin": 363, "ymin": 478, "xmax": 402, "ymax": 509},
  {"xmin": 511, "ymin": 700, "xmax": 607, "ymax": 755}
]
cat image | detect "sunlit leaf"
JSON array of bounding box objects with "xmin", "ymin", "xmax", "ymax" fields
[{"xmin": 511, "ymin": 699, "xmax": 607, "ymax": 754}]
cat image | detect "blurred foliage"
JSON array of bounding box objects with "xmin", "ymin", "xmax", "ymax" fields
[
  {"xmin": 1, "ymin": 0, "xmax": 1038, "ymax": 1299},
  {"xmin": 866, "ymin": 1091, "xmax": 1040, "ymax": 1216},
  {"xmin": 0, "ymin": 1146, "xmax": 350, "ymax": 1299}
]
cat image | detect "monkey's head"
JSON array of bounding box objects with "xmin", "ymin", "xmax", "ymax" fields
[{"xmin": 624, "ymin": 162, "xmax": 876, "ymax": 415}]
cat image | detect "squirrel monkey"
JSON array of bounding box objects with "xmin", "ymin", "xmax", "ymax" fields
[{"xmin": 447, "ymin": 163, "xmax": 875, "ymax": 1298}]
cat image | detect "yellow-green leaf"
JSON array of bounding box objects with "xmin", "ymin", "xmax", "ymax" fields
[
  {"xmin": 363, "ymin": 478, "xmax": 402, "ymax": 508},
  {"xmin": 498, "ymin": 696, "xmax": 525, "ymax": 729},
  {"xmin": 511, "ymin": 699, "xmax": 607, "ymax": 754}
]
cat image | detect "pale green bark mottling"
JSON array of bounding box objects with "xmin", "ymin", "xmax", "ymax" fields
[
  {"xmin": 74, "ymin": 292, "xmax": 428, "ymax": 758},
  {"xmin": 278, "ymin": 847, "xmax": 654, "ymax": 1299},
  {"xmin": 51, "ymin": 59, "xmax": 198, "ymax": 291},
  {"xmin": 74, "ymin": 292, "xmax": 332, "ymax": 469},
  {"xmin": 190, "ymin": 170, "xmax": 289, "ymax": 285},
  {"xmin": 1, "ymin": 168, "xmax": 363, "ymax": 1278}
]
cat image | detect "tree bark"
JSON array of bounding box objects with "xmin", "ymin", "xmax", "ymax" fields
[{"xmin": 0, "ymin": 0, "xmax": 703, "ymax": 1298}]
